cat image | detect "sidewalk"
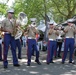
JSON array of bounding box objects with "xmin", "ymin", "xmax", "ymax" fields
[{"xmin": 0, "ymin": 47, "xmax": 76, "ymax": 75}]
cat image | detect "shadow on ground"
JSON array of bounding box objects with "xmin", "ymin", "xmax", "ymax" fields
[{"xmin": 0, "ymin": 47, "xmax": 76, "ymax": 75}]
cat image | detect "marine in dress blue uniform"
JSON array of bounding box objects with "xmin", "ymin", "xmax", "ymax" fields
[
  {"xmin": 47, "ymin": 22, "xmax": 59, "ymax": 64},
  {"xmin": 1, "ymin": 9, "xmax": 20, "ymax": 68},
  {"xmin": 62, "ymin": 19, "xmax": 76, "ymax": 64},
  {"xmin": 26, "ymin": 22, "xmax": 41, "ymax": 66},
  {"xmin": 0, "ymin": 32, "xmax": 3, "ymax": 61}
]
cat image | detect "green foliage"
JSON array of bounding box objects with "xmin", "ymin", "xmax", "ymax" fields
[
  {"xmin": 0, "ymin": 3, "xmax": 7, "ymax": 15},
  {"xmin": 14, "ymin": 0, "xmax": 76, "ymax": 23},
  {"xmin": 0, "ymin": 0, "xmax": 76, "ymax": 34},
  {"xmin": 50, "ymin": 0, "xmax": 76, "ymax": 22},
  {"xmin": 0, "ymin": 0, "xmax": 76, "ymax": 24}
]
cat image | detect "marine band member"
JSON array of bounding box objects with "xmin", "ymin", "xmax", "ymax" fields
[
  {"xmin": 1, "ymin": 9, "xmax": 20, "ymax": 68},
  {"xmin": 47, "ymin": 22, "xmax": 59, "ymax": 64},
  {"xmin": 62, "ymin": 19, "xmax": 76, "ymax": 64},
  {"xmin": 26, "ymin": 22, "xmax": 41, "ymax": 66}
]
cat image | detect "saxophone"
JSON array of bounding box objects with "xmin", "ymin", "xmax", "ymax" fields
[{"xmin": 10, "ymin": 18, "xmax": 17, "ymax": 37}]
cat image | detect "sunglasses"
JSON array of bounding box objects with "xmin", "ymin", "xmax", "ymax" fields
[
  {"xmin": 8, "ymin": 12, "xmax": 14, "ymax": 14},
  {"xmin": 49, "ymin": 24, "xmax": 53, "ymax": 25}
]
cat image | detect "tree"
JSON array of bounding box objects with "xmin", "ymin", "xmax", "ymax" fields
[
  {"xmin": 0, "ymin": 3, "xmax": 7, "ymax": 15},
  {"xmin": 14, "ymin": 0, "xmax": 51, "ymax": 41},
  {"xmin": 50, "ymin": 0, "xmax": 76, "ymax": 22},
  {"xmin": 14, "ymin": 0, "xmax": 52, "ymax": 22},
  {"xmin": 13, "ymin": 0, "xmax": 76, "ymax": 39}
]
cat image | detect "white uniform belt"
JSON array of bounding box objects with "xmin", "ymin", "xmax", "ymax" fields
[
  {"xmin": 66, "ymin": 36, "xmax": 74, "ymax": 38},
  {"xmin": 5, "ymin": 32, "xmax": 10, "ymax": 34},
  {"xmin": 28, "ymin": 37, "xmax": 36, "ymax": 39},
  {"xmin": 49, "ymin": 39, "xmax": 56, "ymax": 41}
]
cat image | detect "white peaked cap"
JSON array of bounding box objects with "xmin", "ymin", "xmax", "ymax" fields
[
  {"xmin": 48, "ymin": 21, "xmax": 54, "ymax": 25},
  {"xmin": 30, "ymin": 18, "xmax": 37, "ymax": 22},
  {"xmin": 67, "ymin": 19, "xmax": 74, "ymax": 23},
  {"xmin": 7, "ymin": 9, "xmax": 14, "ymax": 13}
]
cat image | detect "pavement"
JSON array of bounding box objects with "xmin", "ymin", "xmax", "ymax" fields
[{"xmin": 0, "ymin": 47, "xmax": 76, "ymax": 75}]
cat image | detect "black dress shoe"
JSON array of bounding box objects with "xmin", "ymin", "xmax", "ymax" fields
[
  {"xmin": 58, "ymin": 55, "xmax": 61, "ymax": 58},
  {"xmin": 61, "ymin": 62, "xmax": 65, "ymax": 64},
  {"xmin": 4, "ymin": 66, "xmax": 8, "ymax": 69},
  {"xmin": 32, "ymin": 54, "xmax": 35, "ymax": 56},
  {"xmin": 46, "ymin": 62, "xmax": 50, "ymax": 65},
  {"xmin": 50, "ymin": 61, "xmax": 54, "ymax": 63},
  {"xmin": 0, "ymin": 59, "xmax": 3, "ymax": 61},
  {"xmin": 35, "ymin": 60, "xmax": 41, "ymax": 65},
  {"xmin": 69, "ymin": 61, "xmax": 75, "ymax": 64},
  {"xmin": 13, "ymin": 64, "xmax": 20, "ymax": 67},
  {"xmin": 27, "ymin": 63, "xmax": 30, "ymax": 66},
  {"xmin": 54, "ymin": 56, "xmax": 57, "ymax": 58},
  {"xmin": 37, "ymin": 62, "xmax": 41, "ymax": 65},
  {"xmin": 18, "ymin": 57, "xmax": 22, "ymax": 59}
]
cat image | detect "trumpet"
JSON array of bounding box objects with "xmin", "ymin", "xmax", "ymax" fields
[{"xmin": 54, "ymin": 25, "xmax": 65, "ymax": 31}]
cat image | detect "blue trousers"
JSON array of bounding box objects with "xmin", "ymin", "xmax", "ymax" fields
[
  {"xmin": 27, "ymin": 39, "xmax": 39, "ymax": 64},
  {"xmin": 15, "ymin": 39, "xmax": 22, "ymax": 58},
  {"xmin": 0, "ymin": 44, "xmax": 2, "ymax": 60},
  {"xmin": 47, "ymin": 40, "xmax": 57, "ymax": 63},
  {"xmin": 3, "ymin": 33, "xmax": 18, "ymax": 66},
  {"xmin": 62, "ymin": 38, "xmax": 74, "ymax": 62}
]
